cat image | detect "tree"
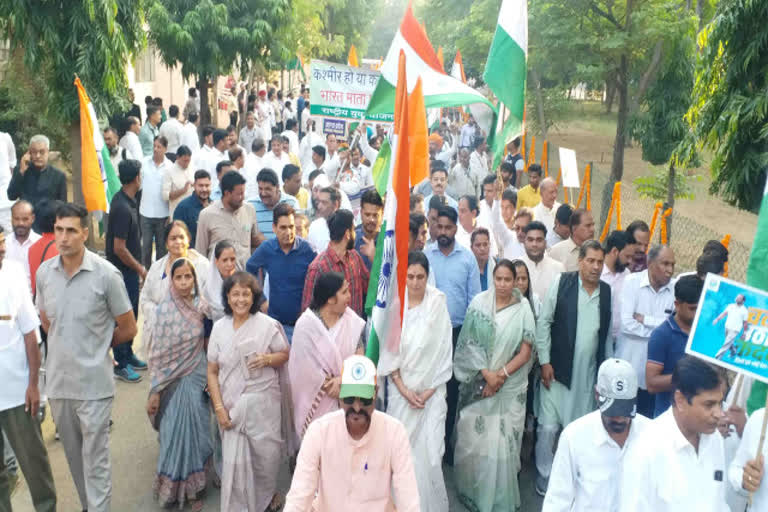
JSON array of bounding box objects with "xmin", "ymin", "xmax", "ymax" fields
[
  {"xmin": 147, "ymin": 0, "xmax": 291, "ymax": 125},
  {"xmin": 368, "ymin": 0, "xmax": 409, "ymax": 59},
  {"xmin": 0, "ymin": 0, "xmax": 147, "ymax": 206},
  {"xmin": 683, "ymin": 0, "xmax": 768, "ymax": 211}
]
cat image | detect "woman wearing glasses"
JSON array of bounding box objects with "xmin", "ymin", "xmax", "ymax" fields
[
  {"xmin": 206, "ymin": 271, "xmax": 293, "ymax": 512},
  {"xmin": 453, "ymin": 259, "xmax": 536, "ymax": 512}
]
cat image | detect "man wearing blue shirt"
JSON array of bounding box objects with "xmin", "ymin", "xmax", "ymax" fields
[
  {"xmin": 425, "ymin": 205, "xmax": 481, "ymax": 465},
  {"xmin": 246, "ymin": 202, "xmax": 316, "ymax": 341},
  {"xmin": 173, "ymin": 170, "xmax": 211, "ymax": 248},
  {"xmin": 646, "ymin": 275, "xmax": 703, "ymax": 417},
  {"xmin": 249, "ymin": 168, "xmax": 299, "ymax": 239}
]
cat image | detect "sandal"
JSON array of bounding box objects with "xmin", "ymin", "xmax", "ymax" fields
[
  {"xmin": 266, "ymin": 493, "xmax": 284, "ymax": 512},
  {"xmin": 189, "ymin": 499, "xmax": 204, "ymax": 512}
]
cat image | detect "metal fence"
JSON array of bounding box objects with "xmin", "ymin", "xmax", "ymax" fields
[{"xmin": 539, "ymin": 142, "xmax": 752, "ymax": 281}]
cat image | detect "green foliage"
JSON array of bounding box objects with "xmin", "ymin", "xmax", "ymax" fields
[
  {"xmin": 368, "ymin": 0, "xmax": 408, "ymax": 59},
  {"xmin": 682, "ymin": 0, "xmax": 768, "ymax": 211},
  {"xmin": 147, "ymin": 0, "xmax": 291, "ymax": 81},
  {"xmin": 281, "ymin": 0, "xmax": 377, "ymax": 64},
  {"xmin": 634, "ymin": 166, "xmax": 701, "ymax": 201},
  {"xmin": 525, "ymin": 86, "xmax": 571, "ymax": 136},
  {"xmin": 0, "ymin": 0, "xmax": 147, "ymax": 123},
  {"xmin": 631, "ymin": 28, "xmax": 697, "ymax": 165},
  {"xmin": 0, "ymin": 53, "xmax": 69, "ymax": 157}
]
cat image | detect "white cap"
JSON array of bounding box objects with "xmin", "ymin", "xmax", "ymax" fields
[
  {"xmin": 339, "ymin": 355, "xmax": 377, "ymax": 400},
  {"xmin": 596, "ymin": 358, "xmax": 638, "ymax": 417}
]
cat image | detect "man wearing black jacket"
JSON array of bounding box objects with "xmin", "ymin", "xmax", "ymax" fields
[
  {"xmin": 7, "ymin": 135, "xmax": 67, "ymax": 232},
  {"xmin": 532, "ymin": 239, "xmax": 612, "ymax": 496}
]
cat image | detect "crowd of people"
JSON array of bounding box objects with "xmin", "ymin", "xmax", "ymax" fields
[{"xmin": 0, "ymin": 82, "xmax": 762, "ymax": 512}]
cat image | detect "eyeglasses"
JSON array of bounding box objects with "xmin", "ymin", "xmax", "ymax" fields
[{"xmin": 342, "ymin": 396, "xmax": 373, "ymax": 406}]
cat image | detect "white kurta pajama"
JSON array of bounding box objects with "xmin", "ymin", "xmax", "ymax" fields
[{"xmin": 378, "ymin": 286, "xmax": 453, "ymax": 512}]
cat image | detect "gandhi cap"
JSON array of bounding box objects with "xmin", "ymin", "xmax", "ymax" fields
[
  {"xmin": 339, "ymin": 355, "xmax": 377, "ymax": 400},
  {"xmin": 596, "ymin": 358, "xmax": 637, "ymax": 418}
]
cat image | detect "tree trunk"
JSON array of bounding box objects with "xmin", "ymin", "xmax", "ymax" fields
[
  {"xmin": 602, "ymin": 54, "xmax": 630, "ymax": 227},
  {"xmin": 605, "ymin": 79, "xmax": 616, "ymax": 113},
  {"xmin": 530, "ymin": 68, "xmax": 548, "ymax": 139},
  {"xmin": 198, "ymin": 77, "xmax": 212, "ymax": 126},
  {"xmin": 696, "ymin": 0, "xmax": 705, "ymax": 31},
  {"xmin": 665, "ymin": 161, "xmax": 676, "ymax": 243},
  {"xmin": 630, "ymin": 41, "xmax": 664, "ymax": 114}
]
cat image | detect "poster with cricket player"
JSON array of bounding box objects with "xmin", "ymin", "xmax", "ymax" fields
[{"xmin": 687, "ymin": 273, "xmax": 768, "ymax": 383}]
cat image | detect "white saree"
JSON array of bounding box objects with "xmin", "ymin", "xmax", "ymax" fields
[{"xmin": 378, "ymin": 285, "xmax": 453, "ymax": 512}]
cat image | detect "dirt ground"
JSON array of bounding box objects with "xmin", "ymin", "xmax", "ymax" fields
[{"xmin": 541, "ymin": 103, "xmax": 757, "ymax": 247}]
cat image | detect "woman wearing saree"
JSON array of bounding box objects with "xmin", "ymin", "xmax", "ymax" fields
[
  {"xmin": 207, "ymin": 271, "xmax": 292, "ymax": 512},
  {"xmin": 378, "ymin": 251, "xmax": 453, "ymax": 512},
  {"xmin": 453, "ymin": 259, "xmax": 536, "ymax": 512},
  {"xmin": 140, "ymin": 220, "xmax": 209, "ymax": 355},
  {"xmin": 145, "ymin": 258, "xmax": 213, "ymax": 511},
  {"xmin": 288, "ymin": 271, "xmax": 365, "ymax": 438}
]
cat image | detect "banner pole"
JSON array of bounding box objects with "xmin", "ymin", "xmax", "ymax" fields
[{"xmin": 749, "ymin": 392, "xmax": 768, "ymax": 506}]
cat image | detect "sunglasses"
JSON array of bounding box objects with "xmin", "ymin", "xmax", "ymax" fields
[{"xmin": 342, "ymin": 396, "xmax": 373, "ymax": 406}]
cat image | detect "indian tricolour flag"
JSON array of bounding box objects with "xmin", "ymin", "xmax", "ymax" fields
[
  {"xmin": 365, "ymin": 50, "xmax": 428, "ymax": 365},
  {"xmin": 483, "ymin": 0, "xmax": 528, "ymax": 169},
  {"xmin": 366, "ymin": 5, "xmax": 496, "ymax": 136},
  {"xmin": 75, "ymin": 77, "xmax": 120, "ymax": 213}
]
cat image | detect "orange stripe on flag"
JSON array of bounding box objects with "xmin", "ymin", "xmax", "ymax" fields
[
  {"xmin": 399, "ymin": 5, "xmax": 443, "ymax": 73},
  {"xmin": 75, "ymin": 77, "xmax": 106, "ymax": 212},
  {"xmin": 408, "ymin": 78, "xmax": 429, "ymax": 187},
  {"xmin": 347, "ymin": 45, "xmax": 359, "ymax": 68},
  {"xmin": 437, "ymin": 46, "xmax": 445, "ymax": 71},
  {"xmin": 454, "ymin": 49, "xmax": 467, "ymax": 83},
  {"xmin": 393, "ymin": 50, "xmax": 411, "ymax": 332}
]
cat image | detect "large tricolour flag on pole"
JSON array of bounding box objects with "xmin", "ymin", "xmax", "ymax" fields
[
  {"xmin": 483, "ymin": 0, "xmax": 528, "ymax": 169},
  {"xmin": 366, "ymin": 5, "xmax": 497, "ymax": 135},
  {"xmin": 75, "ymin": 77, "xmax": 120, "ymax": 213},
  {"xmin": 365, "ymin": 50, "xmax": 427, "ymax": 365}
]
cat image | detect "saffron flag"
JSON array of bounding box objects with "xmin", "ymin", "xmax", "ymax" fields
[
  {"xmin": 365, "ymin": 5, "xmax": 496, "ymax": 136},
  {"xmin": 75, "ymin": 77, "xmax": 120, "ymax": 213},
  {"xmin": 436, "ymin": 46, "xmax": 445, "ymax": 71},
  {"xmin": 365, "ymin": 50, "xmax": 426, "ymax": 364},
  {"xmin": 484, "ymin": 0, "xmax": 528, "ymax": 169},
  {"xmin": 348, "ymin": 45, "xmax": 360, "ymax": 67},
  {"xmin": 451, "ymin": 49, "xmax": 467, "ymax": 83}
]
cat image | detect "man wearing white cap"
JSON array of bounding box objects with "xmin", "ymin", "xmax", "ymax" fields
[
  {"xmin": 284, "ymin": 355, "xmax": 420, "ymax": 512},
  {"xmin": 543, "ymin": 358, "xmax": 650, "ymax": 512}
]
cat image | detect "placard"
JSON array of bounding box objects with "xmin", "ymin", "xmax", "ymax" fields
[
  {"xmin": 310, "ymin": 60, "xmax": 393, "ymax": 122},
  {"xmin": 558, "ymin": 147, "xmax": 580, "ymax": 188},
  {"xmin": 323, "ymin": 118, "xmax": 347, "ymax": 137},
  {"xmin": 687, "ymin": 274, "xmax": 768, "ymax": 383}
]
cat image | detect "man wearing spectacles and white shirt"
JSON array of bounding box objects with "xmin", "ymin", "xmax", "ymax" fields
[
  {"xmin": 619, "ymin": 355, "xmax": 729, "ymax": 512},
  {"xmin": 543, "ymin": 358, "xmax": 650, "ymax": 512}
]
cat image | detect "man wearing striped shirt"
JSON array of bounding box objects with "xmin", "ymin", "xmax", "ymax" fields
[{"xmin": 248, "ymin": 168, "xmax": 299, "ymax": 239}]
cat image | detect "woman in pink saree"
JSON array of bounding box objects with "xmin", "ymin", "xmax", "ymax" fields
[
  {"xmin": 207, "ymin": 271, "xmax": 293, "ymax": 512},
  {"xmin": 288, "ymin": 271, "xmax": 366, "ymax": 438}
]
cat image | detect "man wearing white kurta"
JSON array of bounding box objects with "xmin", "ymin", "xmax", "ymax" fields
[
  {"xmin": 543, "ymin": 358, "xmax": 650, "ymax": 512},
  {"xmin": 519, "ymin": 221, "xmax": 564, "ymax": 300},
  {"xmin": 532, "ymin": 178, "xmax": 561, "ymax": 234},
  {"xmin": 713, "ymin": 294, "xmax": 749, "ymax": 360},
  {"xmin": 620, "ymin": 356, "xmax": 728, "ymax": 512},
  {"xmin": 617, "ymin": 245, "xmax": 676, "ymax": 418}
]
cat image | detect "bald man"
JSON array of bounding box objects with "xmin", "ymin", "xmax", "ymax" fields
[{"xmin": 532, "ymin": 177, "xmax": 561, "ymax": 234}]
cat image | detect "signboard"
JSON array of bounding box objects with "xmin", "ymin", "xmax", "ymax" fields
[
  {"xmin": 310, "ymin": 60, "xmax": 393, "ymax": 122},
  {"xmin": 687, "ymin": 274, "xmax": 768, "ymax": 383},
  {"xmin": 558, "ymin": 147, "xmax": 580, "ymax": 188},
  {"xmin": 323, "ymin": 118, "xmax": 347, "ymax": 137}
]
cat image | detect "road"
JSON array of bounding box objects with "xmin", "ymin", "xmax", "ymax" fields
[{"xmin": 12, "ymin": 335, "xmax": 543, "ymax": 511}]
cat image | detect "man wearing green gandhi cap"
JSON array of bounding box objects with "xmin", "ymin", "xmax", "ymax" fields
[{"xmin": 284, "ymin": 355, "xmax": 421, "ymax": 512}]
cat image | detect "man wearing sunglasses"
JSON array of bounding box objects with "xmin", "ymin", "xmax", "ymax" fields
[{"xmin": 285, "ymin": 355, "xmax": 420, "ymax": 512}]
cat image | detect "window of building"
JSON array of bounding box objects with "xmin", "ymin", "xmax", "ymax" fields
[{"xmin": 134, "ymin": 45, "xmax": 155, "ymax": 83}]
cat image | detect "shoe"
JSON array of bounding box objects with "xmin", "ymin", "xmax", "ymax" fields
[
  {"xmin": 114, "ymin": 366, "xmax": 142, "ymax": 383},
  {"xmin": 128, "ymin": 355, "xmax": 147, "ymax": 371},
  {"xmin": 54, "ymin": 429, "xmax": 60, "ymax": 441},
  {"xmin": 535, "ymin": 474, "xmax": 548, "ymax": 497}
]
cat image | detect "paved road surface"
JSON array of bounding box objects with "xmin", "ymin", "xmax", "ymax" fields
[{"xmin": 12, "ymin": 332, "xmax": 543, "ymax": 511}]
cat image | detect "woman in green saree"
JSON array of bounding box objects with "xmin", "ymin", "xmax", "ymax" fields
[{"xmin": 453, "ymin": 259, "xmax": 536, "ymax": 512}]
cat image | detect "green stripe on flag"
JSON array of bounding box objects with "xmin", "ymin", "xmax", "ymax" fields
[
  {"xmin": 371, "ymin": 139, "xmax": 391, "ymax": 196},
  {"xmin": 101, "ymin": 146, "xmax": 120, "ymax": 202},
  {"xmin": 483, "ymin": 28, "xmax": 527, "ymax": 121},
  {"xmin": 745, "ymin": 185, "xmax": 768, "ymax": 414}
]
